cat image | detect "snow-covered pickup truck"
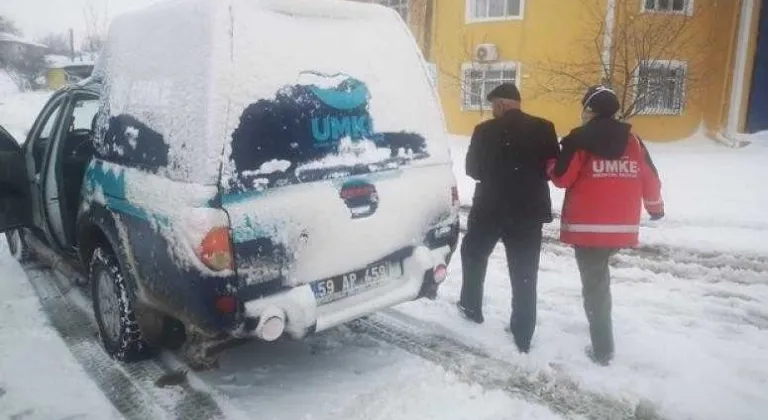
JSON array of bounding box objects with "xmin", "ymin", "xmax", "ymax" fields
[{"xmin": 0, "ymin": 0, "xmax": 459, "ymax": 368}]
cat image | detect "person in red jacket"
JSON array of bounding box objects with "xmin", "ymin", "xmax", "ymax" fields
[{"xmin": 547, "ymin": 85, "xmax": 664, "ymax": 365}]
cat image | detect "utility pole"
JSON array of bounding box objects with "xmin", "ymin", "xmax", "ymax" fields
[{"xmin": 69, "ymin": 28, "xmax": 75, "ymax": 60}]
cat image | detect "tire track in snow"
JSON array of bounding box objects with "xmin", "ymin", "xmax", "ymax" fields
[
  {"xmin": 459, "ymin": 211, "xmax": 768, "ymax": 284},
  {"xmin": 351, "ymin": 310, "xmax": 662, "ymax": 420},
  {"xmin": 493, "ymin": 218, "xmax": 768, "ymax": 331},
  {"xmin": 541, "ymin": 237, "xmax": 768, "ymax": 286},
  {"xmin": 460, "ymin": 204, "xmax": 768, "ymax": 237},
  {"xmin": 23, "ymin": 263, "xmax": 232, "ymax": 420},
  {"xmin": 25, "ymin": 265, "xmax": 168, "ymax": 420}
]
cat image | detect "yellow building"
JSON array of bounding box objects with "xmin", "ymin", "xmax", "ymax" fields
[{"xmin": 428, "ymin": 0, "xmax": 767, "ymax": 143}]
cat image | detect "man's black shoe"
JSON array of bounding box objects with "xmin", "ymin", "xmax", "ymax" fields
[
  {"xmin": 514, "ymin": 341, "xmax": 530, "ymax": 354},
  {"xmin": 456, "ymin": 301, "xmax": 484, "ymax": 324},
  {"xmin": 509, "ymin": 318, "xmax": 531, "ymax": 353},
  {"xmin": 585, "ymin": 345, "xmax": 613, "ymax": 366}
]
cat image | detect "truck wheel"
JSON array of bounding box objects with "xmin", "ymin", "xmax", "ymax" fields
[
  {"xmin": 90, "ymin": 246, "xmax": 154, "ymax": 362},
  {"xmin": 5, "ymin": 229, "xmax": 33, "ymax": 263}
]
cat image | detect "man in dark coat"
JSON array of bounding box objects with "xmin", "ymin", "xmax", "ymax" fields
[{"xmin": 457, "ymin": 83, "xmax": 559, "ymax": 353}]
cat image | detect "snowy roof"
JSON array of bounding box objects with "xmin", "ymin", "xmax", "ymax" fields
[
  {"xmin": 45, "ymin": 54, "xmax": 97, "ymax": 69},
  {"xmin": 0, "ymin": 32, "xmax": 47, "ymax": 49}
]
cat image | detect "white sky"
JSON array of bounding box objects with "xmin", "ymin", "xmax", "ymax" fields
[{"xmin": 0, "ymin": 0, "xmax": 168, "ymax": 42}]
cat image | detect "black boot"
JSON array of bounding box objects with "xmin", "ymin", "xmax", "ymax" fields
[{"xmin": 456, "ymin": 301, "xmax": 484, "ymax": 324}]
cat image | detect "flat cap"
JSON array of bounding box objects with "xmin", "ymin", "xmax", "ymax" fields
[{"xmin": 486, "ymin": 83, "xmax": 521, "ymax": 102}]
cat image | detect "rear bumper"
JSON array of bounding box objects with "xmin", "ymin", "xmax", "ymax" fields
[{"xmin": 233, "ymin": 244, "xmax": 452, "ymax": 340}]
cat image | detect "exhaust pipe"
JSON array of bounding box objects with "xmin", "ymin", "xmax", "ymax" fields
[{"xmin": 255, "ymin": 306, "xmax": 286, "ymax": 342}]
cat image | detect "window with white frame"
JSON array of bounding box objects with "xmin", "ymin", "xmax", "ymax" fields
[
  {"xmin": 467, "ymin": 0, "xmax": 523, "ymax": 21},
  {"xmin": 642, "ymin": 0, "xmax": 692, "ymax": 14},
  {"xmin": 369, "ymin": 0, "xmax": 409, "ymax": 22},
  {"xmin": 635, "ymin": 60, "xmax": 687, "ymax": 115},
  {"xmin": 462, "ymin": 62, "xmax": 518, "ymax": 110}
]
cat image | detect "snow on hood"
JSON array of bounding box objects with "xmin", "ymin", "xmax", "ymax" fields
[
  {"xmin": 296, "ymin": 72, "xmax": 351, "ymax": 90},
  {"xmin": 218, "ymin": 0, "xmax": 449, "ymax": 193},
  {"xmin": 97, "ymin": 0, "xmax": 448, "ymax": 187},
  {"xmin": 96, "ymin": 0, "xmax": 225, "ymax": 185},
  {"xmin": 222, "ymin": 0, "xmax": 445, "ymax": 139}
]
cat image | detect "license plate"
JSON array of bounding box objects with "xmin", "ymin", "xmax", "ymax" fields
[{"xmin": 311, "ymin": 259, "xmax": 403, "ymax": 305}]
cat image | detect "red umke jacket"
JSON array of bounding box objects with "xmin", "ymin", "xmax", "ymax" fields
[{"xmin": 546, "ymin": 117, "xmax": 664, "ymax": 248}]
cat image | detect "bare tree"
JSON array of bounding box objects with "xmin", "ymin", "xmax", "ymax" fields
[
  {"xmin": 81, "ymin": 0, "xmax": 108, "ymax": 53},
  {"xmin": 0, "ymin": 15, "xmax": 21, "ymax": 35},
  {"xmin": 531, "ymin": 0, "xmax": 714, "ymax": 120},
  {"xmin": 39, "ymin": 32, "xmax": 72, "ymax": 56},
  {"xmin": 12, "ymin": 49, "xmax": 47, "ymax": 88}
]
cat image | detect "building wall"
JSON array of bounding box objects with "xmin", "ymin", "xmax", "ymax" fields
[
  {"xmin": 430, "ymin": 0, "xmax": 603, "ymax": 138},
  {"xmin": 699, "ymin": 0, "xmax": 742, "ymax": 138},
  {"xmin": 0, "ymin": 42, "xmax": 26, "ymax": 63},
  {"xmin": 430, "ymin": 0, "xmax": 746, "ymax": 142},
  {"xmin": 407, "ymin": 0, "xmax": 432, "ymax": 55},
  {"xmin": 697, "ymin": 0, "xmax": 762, "ymax": 137},
  {"xmin": 624, "ymin": 0, "xmax": 732, "ymax": 141}
]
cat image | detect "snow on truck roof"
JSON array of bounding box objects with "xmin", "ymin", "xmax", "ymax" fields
[{"xmin": 96, "ymin": 0, "xmax": 445, "ymax": 186}]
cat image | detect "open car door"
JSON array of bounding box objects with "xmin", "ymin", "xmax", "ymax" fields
[{"xmin": 0, "ymin": 125, "xmax": 32, "ymax": 233}]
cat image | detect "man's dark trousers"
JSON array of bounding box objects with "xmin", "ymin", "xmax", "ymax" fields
[{"xmin": 459, "ymin": 204, "xmax": 543, "ymax": 352}]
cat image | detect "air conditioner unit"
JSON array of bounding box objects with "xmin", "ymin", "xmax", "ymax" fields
[{"xmin": 475, "ymin": 44, "xmax": 498, "ymax": 62}]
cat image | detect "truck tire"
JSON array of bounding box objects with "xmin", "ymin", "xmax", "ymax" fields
[
  {"xmin": 5, "ymin": 229, "xmax": 33, "ymax": 263},
  {"xmin": 90, "ymin": 246, "xmax": 155, "ymax": 362}
]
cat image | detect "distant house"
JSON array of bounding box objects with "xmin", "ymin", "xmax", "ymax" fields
[
  {"xmin": 44, "ymin": 53, "xmax": 96, "ymax": 89},
  {"xmin": 0, "ymin": 32, "xmax": 47, "ymax": 90},
  {"xmin": 0, "ymin": 32, "xmax": 47, "ymax": 64}
]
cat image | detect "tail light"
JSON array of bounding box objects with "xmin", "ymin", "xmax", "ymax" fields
[
  {"xmin": 215, "ymin": 295, "xmax": 237, "ymax": 313},
  {"xmin": 340, "ymin": 183, "xmax": 377, "ymax": 200},
  {"xmin": 451, "ymin": 185, "xmax": 459, "ymax": 207},
  {"xmin": 183, "ymin": 208, "xmax": 234, "ymax": 272},
  {"xmin": 198, "ymin": 226, "xmax": 234, "ymax": 271}
]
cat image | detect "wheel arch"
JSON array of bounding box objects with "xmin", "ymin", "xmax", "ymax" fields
[
  {"xmin": 78, "ymin": 209, "xmax": 172, "ymax": 348},
  {"xmin": 77, "ymin": 220, "xmax": 112, "ymax": 269}
]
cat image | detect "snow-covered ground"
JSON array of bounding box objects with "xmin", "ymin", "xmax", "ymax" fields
[
  {"xmin": 0, "ymin": 240, "xmax": 567, "ymax": 420},
  {"xmin": 0, "ymin": 70, "xmax": 19, "ymax": 96},
  {"xmin": 1, "ymin": 90, "xmax": 767, "ymax": 420},
  {"xmin": 410, "ymin": 132, "xmax": 768, "ymax": 420},
  {"xmin": 0, "ymin": 241, "xmax": 122, "ymax": 420},
  {"xmin": 0, "ymin": 88, "xmax": 52, "ymax": 142}
]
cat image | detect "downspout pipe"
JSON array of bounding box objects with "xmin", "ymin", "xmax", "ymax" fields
[
  {"xmin": 602, "ymin": 0, "xmax": 617, "ymax": 83},
  {"xmin": 724, "ymin": 0, "xmax": 755, "ymax": 145}
]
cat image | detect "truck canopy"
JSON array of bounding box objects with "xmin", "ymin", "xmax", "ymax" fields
[{"xmin": 94, "ymin": 0, "xmax": 449, "ymax": 188}]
